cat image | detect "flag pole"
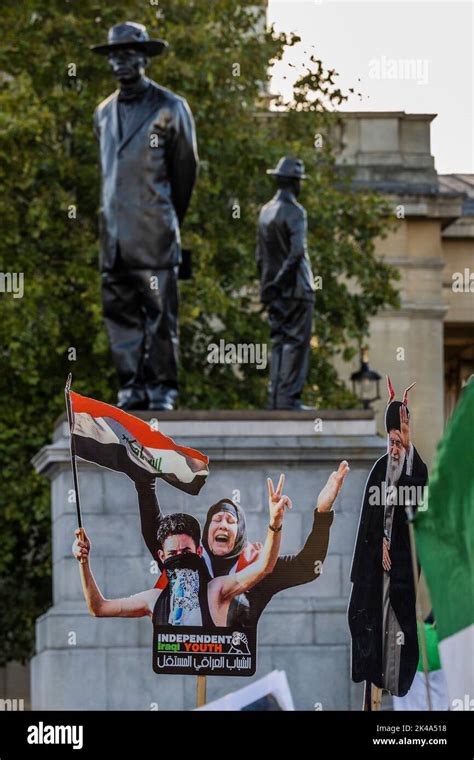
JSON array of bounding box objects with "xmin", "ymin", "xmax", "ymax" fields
[
  {"xmin": 406, "ymin": 503, "xmax": 433, "ymax": 711},
  {"xmin": 196, "ymin": 675, "xmax": 207, "ymax": 708},
  {"xmin": 65, "ymin": 374, "xmax": 83, "ymax": 532}
]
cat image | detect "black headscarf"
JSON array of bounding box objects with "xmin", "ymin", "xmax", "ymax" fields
[
  {"xmin": 202, "ymin": 499, "xmax": 248, "ymax": 577},
  {"xmin": 385, "ymin": 400, "xmax": 410, "ymax": 433}
]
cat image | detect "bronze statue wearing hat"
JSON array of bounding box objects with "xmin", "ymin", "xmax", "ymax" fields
[
  {"xmin": 91, "ymin": 22, "xmax": 199, "ymax": 411},
  {"xmin": 256, "ymin": 157, "xmax": 316, "ymax": 410}
]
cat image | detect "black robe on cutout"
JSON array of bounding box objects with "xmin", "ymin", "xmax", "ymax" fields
[{"xmin": 348, "ymin": 447, "xmax": 428, "ymax": 696}]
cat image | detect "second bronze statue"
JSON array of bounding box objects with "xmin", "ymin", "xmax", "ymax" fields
[
  {"xmin": 92, "ymin": 22, "xmax": 199, "ymax": 411},
  {"xmin": 257, "ymin": 157, "xmax": 316, "ymax": 410}
]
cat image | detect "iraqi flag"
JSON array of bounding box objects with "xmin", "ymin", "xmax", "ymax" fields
[
  {"xmin": 415, "ymin": 377, "xmax": 474, "ymax": 709},
  {"xmin": 69, "ymin": 391, "xmax": 209, "ymax": 495}
]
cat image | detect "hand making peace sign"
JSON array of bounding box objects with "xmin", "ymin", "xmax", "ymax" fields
[{"xmin": 267, "ymin": 473, "xmax": 292, "ymax": 531}]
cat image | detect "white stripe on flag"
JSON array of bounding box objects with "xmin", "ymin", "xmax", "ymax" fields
[
  {"xmin": 141, "ymin": 447, "xmax": 208, "ymax": 482},
  {"xmin": 73, "ymin": 412, "xmax": 120, "ymax": 445},
  {"xmin": 439, "ymin": 624, "xmax": 474, "ymax": 708}
]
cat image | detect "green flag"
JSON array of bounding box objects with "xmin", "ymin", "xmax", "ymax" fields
[
  {"xmin": 416, "ymin": 622, "xmax": 441, "ymax": 673},
  {"xmin": 415, "ymin": 377, "xmax": 474, "ymax": 709}
]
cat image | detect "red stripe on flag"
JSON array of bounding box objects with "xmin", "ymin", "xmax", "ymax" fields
[{"xmin": 70, "ymin": 391, "xmax": 208, "ymax": 464}]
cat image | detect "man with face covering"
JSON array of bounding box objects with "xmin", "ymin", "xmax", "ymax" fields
[
  {"xmin": 133, "ymin": 463, "xmax": 349, "ymax": 627},
  {"xmin": 73, "ymin": 480, "xmax": 291, "ymax": 627}
]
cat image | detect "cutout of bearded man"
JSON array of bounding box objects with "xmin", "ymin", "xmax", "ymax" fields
[{"xmin": 348, "ymin": 377, "xmax": 428, "ymax": 702}]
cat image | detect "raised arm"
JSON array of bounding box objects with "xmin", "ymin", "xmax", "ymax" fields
[
  {"xmin": 73, "ymin": 529, "xmax": 158, "ymax": 618},
  {"xmin": 253, "ymin": 461, "xmax": 349, "ymax": 596},
  {"xmin": 134, "ymin": 476, "xmax": 164, "ymax": 560},
  {"xmin": 218, "ymin": 475, "xmax": 291, "ymax": 601}
]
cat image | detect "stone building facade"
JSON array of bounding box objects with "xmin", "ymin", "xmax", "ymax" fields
[{"xmin": 333, "ymin": 112, "xmax": 473, "ymax": 468}]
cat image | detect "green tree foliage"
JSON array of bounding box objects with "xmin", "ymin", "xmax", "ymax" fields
[{"xmin": 0, "ymin": 0, "xmax": 399, "ymax": 663}]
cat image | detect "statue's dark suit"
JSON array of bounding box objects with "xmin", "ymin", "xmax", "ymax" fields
[
  {"xmin": 94, "ymin": 78, "xmax": 198, "ymax": 404},
  {"xmin": 257, "ymin": 188, "xmax": 315, "ymax": 408}
]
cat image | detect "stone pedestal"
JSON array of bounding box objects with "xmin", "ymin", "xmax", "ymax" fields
[{"xmin": 31, "ymin": 410, "xmax": 385, "ymax": 711}]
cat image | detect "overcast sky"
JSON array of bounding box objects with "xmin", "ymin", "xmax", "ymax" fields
[{"xmin": 267, "ymin": 0, "xmax": 473, "ymax": 174}]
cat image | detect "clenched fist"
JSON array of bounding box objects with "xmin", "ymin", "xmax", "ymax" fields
[{"xmin": 72, "ymin": 528, "xmax": 90, "ymax": 564}]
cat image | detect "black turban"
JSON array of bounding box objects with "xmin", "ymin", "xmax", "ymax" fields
[{"xmin": 385, "ymin": 400, "xmax": 410, "ymax": 434}]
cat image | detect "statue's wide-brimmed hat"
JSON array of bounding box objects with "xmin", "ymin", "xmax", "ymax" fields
[
  {"xmin": 90, "ymin": 22, "xmax": 168, "ymax": 57},
  {"xmin": 267, "ymin": 157, "xmax": 308, "ymax": 180}
]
